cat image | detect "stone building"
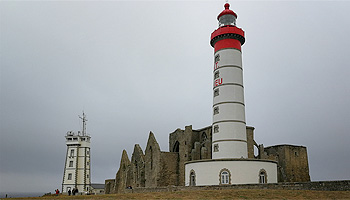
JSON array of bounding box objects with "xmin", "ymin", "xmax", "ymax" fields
[{"xmin": 105, "ymin": 125, "xmax": 310, "ymax": 193}]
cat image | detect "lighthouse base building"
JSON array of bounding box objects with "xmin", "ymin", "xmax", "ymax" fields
[
  {"xmin": 105, "ymin": 126, "xmax": 310, "ymax": 193},
  {"xmin": 185, "ymin": 159, "xmax": 277, "ymax": 186}
]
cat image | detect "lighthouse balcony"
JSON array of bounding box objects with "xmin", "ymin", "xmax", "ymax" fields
[{"xmin": 211, "ymin": 26, "xmax": 245, "ymax": 47}]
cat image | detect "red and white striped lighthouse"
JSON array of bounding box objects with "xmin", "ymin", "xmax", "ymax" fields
[
  {"xmin": 184, "ymin": 3, "xmax": 277, "ymax": 186},
  {"xmin": 211, "ymin": 3, "xmax": 247, "ymax": 159}
]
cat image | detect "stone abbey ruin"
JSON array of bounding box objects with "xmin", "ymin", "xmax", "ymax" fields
[{"xmin": 105, "ymin": 125, "xmax": 310, "ymax": 193}]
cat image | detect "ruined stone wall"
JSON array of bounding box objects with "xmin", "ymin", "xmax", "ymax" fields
[
  {"xmin": 144, "ymin": 132, "xmax": 162, "ymax": 188},
  {"xmin": 129, "ymin": 180, "xmax": 350, "ymax": 193},
  {"xmin": 169, "ymin": 125, "xmax": 212, "ymax": 186},
  {"xmin": 159, "ymin": 152, "xmax": 179, "ymax": 186},
  {"xmin": 193, "ymin": 126, "xmax": 212, "ymax": 160},
  {"xmin": 104, "ymin": 179, "xmax": 115, "ymax": 194},
  {"xmin": 113, "ymin": 150, "xmax": 131, "ymax": 193},
  {"xmin": 130, "ymin": 144, "xmax": 145, "ymax": 188},
  {"xmin": 264, "ymin": 145, "xmax": 310, "ymax": 182},
  {"xmin": 169, "ymin": 126, "xmax": 191, "ymax": 186},
  {"xmin": 246, "ymin": 126, "xmax": 256, "ymax": 159}
]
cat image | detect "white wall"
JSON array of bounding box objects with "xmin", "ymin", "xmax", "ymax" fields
[{"xmin": 185, "ymin": 159, "xmax": 277, "ymax": 186}]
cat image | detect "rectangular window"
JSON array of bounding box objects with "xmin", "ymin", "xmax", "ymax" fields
[
  {"xmin": 215, "ymin": 54, "xmax": 220, "ymax": 63},
  {"xmin": 68, "ymin": 173, "xmax": 72, "ymax": 180},
  {"xmin": 214, "ymin": 144, "xmax": 219, "ymax": 152},
  {"xmin": 214, "ymin": 89, "xmax": 219, "ymax": 97},
  {"xmin": 213, "ymin": 106, "xmax": 219, "ymax": 115},
  {"xmin": 69, "ymin": 161, "xmax": 73, "ymax": 167},
  {"xmin": 214, "ymin": 71, "xmax": 220, "ymax": 79},
  {"xmin": 70, "ymin": 149, "xmax": 74, "ymax": 157},
  {"xmin": 213, "ymin": 125, "xmax": 219, "ymax": 133}
]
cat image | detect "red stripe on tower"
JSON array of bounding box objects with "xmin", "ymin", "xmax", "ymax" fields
[{"xmin": 213, "ymin": 39, "xmax": 242, "ymax": 52}]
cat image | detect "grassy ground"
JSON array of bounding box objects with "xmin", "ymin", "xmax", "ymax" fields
[{"xmin": 5, "ymin": 189, "xmax": 350, "ymax": 200}]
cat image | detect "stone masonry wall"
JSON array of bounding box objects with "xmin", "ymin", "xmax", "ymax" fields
[
  {"xmin": 144, "ymin": 132, "xmax": 161, "ymax": 188},
  {"xmin": 246, "ymin": 126, "xmax": 256, "ymax": 159},
  {"xmin": 130, "ymin": 144, "xmax": 145, "ymax": 188},
  {"xmin": 264, "ymin": 145, "xmax": 310, "ymax": 182},
  {"xmin": 126, "ymin": 180, "xmax": 350, "ymax": 193},
  {"xmin": 104, "ymin": 179, "xmax": 115, "ymax": 194},
  {"xmin": 159, "ymin": 152, "xmax": 179, "ymax": 186}
]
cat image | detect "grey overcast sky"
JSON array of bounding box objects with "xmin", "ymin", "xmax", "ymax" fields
[{"xmin": 1, "ymin": 0, "xmax": 350, "ymax": 194}]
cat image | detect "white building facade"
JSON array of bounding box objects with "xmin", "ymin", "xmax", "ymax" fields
[
  {"xmin": 62, "ymin": 113, "xmax": 91, "ymax": 193},
  {"xmin": 184, "ymin": 3, "xmax": 278, "ymax": 186}
]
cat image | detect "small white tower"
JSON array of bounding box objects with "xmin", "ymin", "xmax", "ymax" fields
[{"xmin": 62, "ymin": 112, "xmax": 91, "ymax": 193}]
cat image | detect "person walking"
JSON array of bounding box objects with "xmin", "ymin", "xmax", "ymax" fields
[{"xmin": 68, "ymin": 189, "xmax": 71, "ymax": 196}]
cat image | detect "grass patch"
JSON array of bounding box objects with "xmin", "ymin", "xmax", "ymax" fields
[{"xmin": 5, "ymin": 189, "xmax": 350, "ymax": 200}]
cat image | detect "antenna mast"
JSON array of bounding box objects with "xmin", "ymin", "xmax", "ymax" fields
[{"xmin": 79, "ymin": 112, "xmax": 88, "ymax": 136}]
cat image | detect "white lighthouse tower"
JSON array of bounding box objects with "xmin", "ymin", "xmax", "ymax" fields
[
  {"xmin": 62, "ymin": 112, "xmax": 91, "ymax": 193},
  {"xmin": 211, "ymin": 3, "xmax": 247, "ymax": 159},
  {"xmin": 185, "ymin": 3, "xmax": 278, "ymax": 186}
]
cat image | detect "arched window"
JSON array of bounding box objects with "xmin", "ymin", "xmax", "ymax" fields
[
  {"xmin": 173, "ymin": 141, "xmax": 180, "ymax": 152},
  {"xmin": 201, "ymin": 132, "xmax": 207, "ymax": 143},
  {"xmin": 190, "ymin": 170, "xmax": 196, "ymax": 186},
  {"xmin": 135, "ymin": 162, "xmax": 139, "ymax": 182},
  {"xmin": 149, "ymin": 146, "xmax": 153, "ymax": 170},
  {"xmin": 221, "ymin": 171, "xmax": 229, "ymax": 184},
  {"xmin": 219, "ymin": 168, "xmax": 231, "ymax": 185},
  {"xmin": 259, "ymin": 169, "xmax": 267, "ymax": 184}
]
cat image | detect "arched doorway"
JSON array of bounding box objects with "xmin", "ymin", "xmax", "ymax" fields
[{"xmin": 190, "ymin": 170, "xmax": 196, "ymax": 186}]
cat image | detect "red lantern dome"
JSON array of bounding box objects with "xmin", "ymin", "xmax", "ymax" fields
[{"xmin": 217, "ymin": 3, "xmax": 237, "ymax": 20}]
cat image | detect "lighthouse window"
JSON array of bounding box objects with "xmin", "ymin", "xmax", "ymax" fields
[
  {"xmin": 215, "ymin": 54, "xmax": 220, "ymax": 63},
  {"xmin": 213, "ymin": 125, "xmax": 219, "ymax": 133},
  {"xmin": 221, "ymin": 171, "xmax": 229, "ymax": 184},
  {"xmin": 214, "ymin": 71, "xmax": 220, "ymax": 79},
  {"xmin": 219, "ymin": 169, "xmax": 231, "ymax": 185},
  {"xmin": 70, "ymin": 149, "xmax": 74, "ymax": 157},
  {"xmin": 219, "ymin": 14, "xmax": 236, "ymax": 27},
  {"xmin": 213, "ymin": 106, "xmax": 219, "ymax": 115},
  {"xmin": 214, "ymin": 144, "xmax": 219, "ymax": 152},
  {"xmin": 68, "ymin": 173, "xmax": 72, "ymax": 180},
  {"xmin": 69, "ymin": 161, "xmax": 73, "ymax": 167},
  {"xmin": 190, "ymin": 170, "xmax": 196, "ymax": 186},
  {"xmin": 259, "ymin": 169, "xmax": 267, "ymax": 184},
  {"xmin": 214, "ymin": 89, "xmax": 219, "ymax": 97}
]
